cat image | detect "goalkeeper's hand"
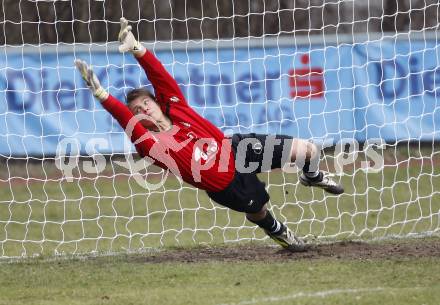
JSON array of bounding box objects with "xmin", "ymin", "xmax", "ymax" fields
[
  {"xmin": 74, "ymin": 59, "xmax": 109, "ymax": 102},
  {"xmin": 118, "ymin": 17, "xmax": 145, "ymax": 56}
]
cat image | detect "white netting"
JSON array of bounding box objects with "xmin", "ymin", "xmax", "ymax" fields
[{"xmin": 0, "ymin": 0, "xmax": 439, "ymax": 259}]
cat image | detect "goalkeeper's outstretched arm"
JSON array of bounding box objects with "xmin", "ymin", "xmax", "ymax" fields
[
  {"xmin": 118, "ymin": 18, "xmax": 185, "ymax": 105},
  {"xmin": 74, "ymin": 59, "xmax": 155, "ymax": 157}
]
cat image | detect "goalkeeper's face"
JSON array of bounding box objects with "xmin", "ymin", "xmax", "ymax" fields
[{"xmin": 128, "ymin": 96, "xmax": 164, "ymax": 131}]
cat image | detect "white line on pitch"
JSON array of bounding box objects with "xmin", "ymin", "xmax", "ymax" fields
[{"xmin": 217, "ymin": 287, "xmax": 411, "ymax": 305}]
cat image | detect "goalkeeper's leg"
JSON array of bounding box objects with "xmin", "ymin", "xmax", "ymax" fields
[
  {"xmin": 236, "ymin": 134, "xmax": 344, "ymax": 195},
  {"xmin": 206, "ymin": 171, "xmax": 307, "ymax": 252},
  {"xmin": 291, "ymin": 139, "xmax": 344, "ymax": 195},
  {"xmin": 246, "ymin": 205, "xmax": 307, "ymax": 252}
]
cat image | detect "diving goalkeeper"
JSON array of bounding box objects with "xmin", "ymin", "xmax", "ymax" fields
[{"xmin": 75, "ymin": 18, "xmax": 344, "ymax": 252}]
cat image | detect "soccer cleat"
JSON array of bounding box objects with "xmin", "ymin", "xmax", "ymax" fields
[
  {"xmin": 265, "ymin": 226, "xmax": 308, "ymax": 252},
  {"xmin": 299, "ymin": 171, "xmax": 344, "ymax": 195}
]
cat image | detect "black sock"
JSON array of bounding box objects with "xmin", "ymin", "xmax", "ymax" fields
[
  {"xmin": 303, "ymin": 162, "xmax": 322, "ymax": 181},
  {"xmin": 303, "ymin": 161, "xmax": 312, "ymax": 173},
  {"xmin": 247, "ymin": 211, "xmax": 284, "ymax": 234},
  {"xmin": 305, "ymin": 171, "xmax": 323, "ymax": 182}
]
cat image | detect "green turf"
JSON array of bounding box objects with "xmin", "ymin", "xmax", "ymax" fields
[
  {"xmin": 0, "ymin": 251, "xmax": 439, "ymax": 305},
  {"xmin": 1, "ymin": 162, "xmax": 439, "ymax": 258},
  {"xmin": 0, "ymin": 152, "xmax": 439, "ymax": 305}
]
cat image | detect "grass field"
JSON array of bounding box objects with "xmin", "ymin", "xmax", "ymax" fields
[
  {"xmin": 0, "ymin": 148, "xmax": 439, "ymax": 304},
  {"xmin": 0, "ymin": 239, "xmax": 439, "ymax": 305},
  {"xmin": 0, "ymin": 149, "xmax": 439, "ymax": 258}
]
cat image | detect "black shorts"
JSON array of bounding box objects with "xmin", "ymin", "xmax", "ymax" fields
[{"xmin": 206, "ymin": 133, "xmax": 293, "ymax": 213}]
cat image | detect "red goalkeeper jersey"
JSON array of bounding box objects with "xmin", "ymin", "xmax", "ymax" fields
[{"xmin": 101, "ymin": 51, "xmax": 235, "ymax": 192}]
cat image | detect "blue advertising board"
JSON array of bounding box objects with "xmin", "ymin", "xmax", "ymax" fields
[{"xmin": 0, "ymin": 39, "xmax": 439, "ymax": 156}]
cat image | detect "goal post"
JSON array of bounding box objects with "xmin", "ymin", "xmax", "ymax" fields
[{"xmin": 0, "ymin": 0, "xmax": 439, "ymax": 259}]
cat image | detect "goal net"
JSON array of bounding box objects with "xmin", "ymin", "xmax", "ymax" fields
[{"xmin": 0, "ymin": 0, "xmax": 439, "ymax": 259}]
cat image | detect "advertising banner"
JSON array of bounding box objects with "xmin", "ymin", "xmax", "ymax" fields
[{"xmin": 0, "ymin": 39, "xmax": 439, "ymax": 156}]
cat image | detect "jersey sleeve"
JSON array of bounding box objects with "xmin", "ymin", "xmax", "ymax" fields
[
  {"xmin": 136, "ymin": 51, "xmax": 187, "ymax": 106},
  {"xmin": 100, "ymin": 95, "xmax": 155, "ymax": 157}
]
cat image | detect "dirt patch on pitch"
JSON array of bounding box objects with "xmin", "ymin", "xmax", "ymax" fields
[{"xmin": 133, "ymin": 238, "xmax": 440, "ymax": 264}]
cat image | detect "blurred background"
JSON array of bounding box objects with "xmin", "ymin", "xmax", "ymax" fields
[{"xmin": 1, "ymin": 0, "xmax": 439, "ymax": 44}]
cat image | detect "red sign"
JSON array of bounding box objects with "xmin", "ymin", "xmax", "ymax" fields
[{"xmin": 289, "ymin": 54, "xmax": 324, "ymax": 99}]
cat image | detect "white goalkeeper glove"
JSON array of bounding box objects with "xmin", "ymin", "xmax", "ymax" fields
[
  {"xmin": 74, "ymin": 59, "xmax": 109, "ymax": 102},
  {"xmin": 118, "ymin": 17, "xmax": 145, "ymax": 56}
]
